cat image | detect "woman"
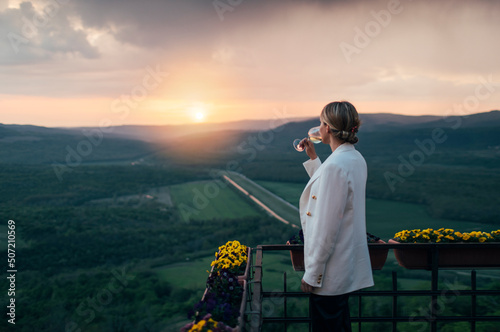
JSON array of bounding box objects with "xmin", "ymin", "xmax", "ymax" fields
[{"xmin": 298, "ymin": 101, "xmax": 374, "ymax": 331}]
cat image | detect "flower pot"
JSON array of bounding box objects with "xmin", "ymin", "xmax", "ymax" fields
[
  {"xmin": 237, "ymin": 247, "xmax": 251, "ymax": 285},
  {"xmin": 389, "ymin": 239, "xmax": 500, "ymax": 269},
  {"xmin": 290, "ymin": 249, "xmax": 305, "ymax": 271},
  {"xmin": 369, "ymin": 239, "xmax": 389, "ymax": 270},
  {"xmin": 286, "ymin": 242, "xmax": 305, "ymax": 271}
]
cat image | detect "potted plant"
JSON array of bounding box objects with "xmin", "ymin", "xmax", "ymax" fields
[
  {"xmin": 286, "ymin": 231, "xmax": 389, "ymax": 271},
  {"xmin": 183, "ymin": 241, "xmax": 249, "ymax": 331},
  {"xmin": 390, "ymin": 228, "xmax": 500, "ymax": 269},
  {"xmin": 187, "ymin": 270, "xmax": 243, "ymax": 329},
  {"xmin": 286, "ymin": 229, "xmax": 305, "ymax": 271},
  {"xmin": 367, "ymin": 233, "xmax": 389, "ymax": 270},
  {"xmin": 211, "ymin": 240, "xmax": 249, "ymax": 285}
]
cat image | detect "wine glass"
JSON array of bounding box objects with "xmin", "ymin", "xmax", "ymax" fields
[{"xmin": 293, "ymin": 126, "xmax": 322, "ymax": 152}]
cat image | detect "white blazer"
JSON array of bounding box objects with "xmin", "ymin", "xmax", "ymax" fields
[{"xmin": 299, "ymin": 143, "xmax": 374, "ymax": 295}]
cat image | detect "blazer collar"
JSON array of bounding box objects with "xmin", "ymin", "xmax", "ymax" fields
[
  {"xmin": 322, "ymin": 142, "xmax": 355, "ymax": 164},
  {"xmin": 332, "ymin": 142, "xmax": 354, "ymax": 155}
]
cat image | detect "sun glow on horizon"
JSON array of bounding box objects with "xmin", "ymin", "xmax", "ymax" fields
[
  {"xmin": 194, "ymin": 112, "xmax": 205, "ymax": 122},
  {"xmin": 189, "ymin": 103, "xmax": 209, "ymax": 123}
]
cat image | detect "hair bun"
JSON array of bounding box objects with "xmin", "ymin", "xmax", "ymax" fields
[
  {"xmin": 335, "ymin": 130, "xmax": 358, "ymax": 144},
  {"xmin": 321, "ymin": 101, "xmax": 361, "ymax": 144}
]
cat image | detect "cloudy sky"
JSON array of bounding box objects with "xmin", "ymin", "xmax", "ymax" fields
[{"xmin": 1, "ymin": 0, "xmax": 499, "ymax": 127}]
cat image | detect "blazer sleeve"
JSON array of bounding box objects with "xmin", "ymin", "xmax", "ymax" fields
[
  {"xmin": 303, "ymin": 158, "xmax": 322, "ymax": 178},
  {"xmin": 303, "ymin": 163, "xmax": 349, "ymax": 288}
]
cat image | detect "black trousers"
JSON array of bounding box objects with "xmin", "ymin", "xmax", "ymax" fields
[{"xmin": 309, "ymin": 293, "xmax": 351, "ymax": 332}]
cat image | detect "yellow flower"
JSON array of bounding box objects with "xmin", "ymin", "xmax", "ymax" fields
[
  {"xmin": 479, "ymin": 237, "xmax": 487, "ymax": 242},
  {"xmin": 463, "ymin": 234, "xmax": 471, "ymax": 241}
]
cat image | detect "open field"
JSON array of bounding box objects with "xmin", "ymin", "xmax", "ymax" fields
[
  {"xmin": 169, "ymin": 180, "xmax": 264, "ymax": 221},
  {"xmin": 155, "ymin": 255, "xmax": 215, "ymax": 290},
  {"xmin": 255, "ymin": 180, "xmax": 304, "ymax": 207}
]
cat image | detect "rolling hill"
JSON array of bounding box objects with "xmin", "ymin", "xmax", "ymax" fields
[{"xmin": 2, "ymin": 110, "xmax": 499, "ymax": 165}]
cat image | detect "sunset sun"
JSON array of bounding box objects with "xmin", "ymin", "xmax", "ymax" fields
[
  {"xmin": 194, "ymin": 111, "xmax": 205, "ymax": 122},
  {"xmin": 189, "ymin": 103, "xmax": 208, "ymax": 123}
]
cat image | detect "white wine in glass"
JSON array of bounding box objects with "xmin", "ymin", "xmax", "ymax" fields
[{"xmin": 293, "ymin": 126, "xmax": 322, "ymax": 152}]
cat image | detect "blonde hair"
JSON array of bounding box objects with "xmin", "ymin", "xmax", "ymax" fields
[{"xmin": 320, "ymin": 101, "xmax": 360, "ymax": 144}]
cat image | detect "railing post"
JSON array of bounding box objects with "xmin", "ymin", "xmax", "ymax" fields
[
  {"xmin": 392, "ymin": 271, "xmax": 398, "ymax": 332},
  {"xmin": 471, "ymin": 270, "xmax": 476, "ymax": 332},
  {"xmin": 430, "ymin": 244, "xmax": 439, "ymax": 332},
  {"xmin": 250, "ymin": 246, "xmax": 263, "ymax": 332},
  {"xmin": 358, "ymin": 293, "xmax": 362, "ymax": 332},
  {"xmin": 284, "ymin": 272, "xmax": 287, "ymax": 332}
]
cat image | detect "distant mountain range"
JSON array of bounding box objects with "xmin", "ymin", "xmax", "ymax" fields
[
  {"xmin": 2, "ymin": 110, "xmax": 499, "ymax": 142},
  {"xmin": 0, "ymin": 110, "xmax": 499, "ymax": 165}
]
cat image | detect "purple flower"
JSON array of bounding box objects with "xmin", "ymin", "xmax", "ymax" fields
[{"xmin": 188, "ymin": 268, "xmax": 244, "ymax": 327}]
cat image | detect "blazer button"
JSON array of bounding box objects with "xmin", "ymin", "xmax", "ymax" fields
[
  {"xmin": 312, "ymin": 195, "xmax": 317, "ymax": 200},
  {"xmin": 306, "ymin": 212, "xmax": 311, "ymax": 216}
]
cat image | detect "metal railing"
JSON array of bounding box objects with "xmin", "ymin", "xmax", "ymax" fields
[{"xmin": 239, "ymin": 243, "xmax": 500, "ymax": 332}]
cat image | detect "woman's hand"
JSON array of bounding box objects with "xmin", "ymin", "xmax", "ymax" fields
[
  {"xmin": 300, "ymin": 138, "xmax": 318, "ymax": 160},
  {"xmin": 301, "ymin": 279, "xmax": 315, "ymax": 293}
]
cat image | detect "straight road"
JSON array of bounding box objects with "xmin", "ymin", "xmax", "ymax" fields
[{"xmin": 222, "ymin": 172, "xmax": 300, "ymax": 229}]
